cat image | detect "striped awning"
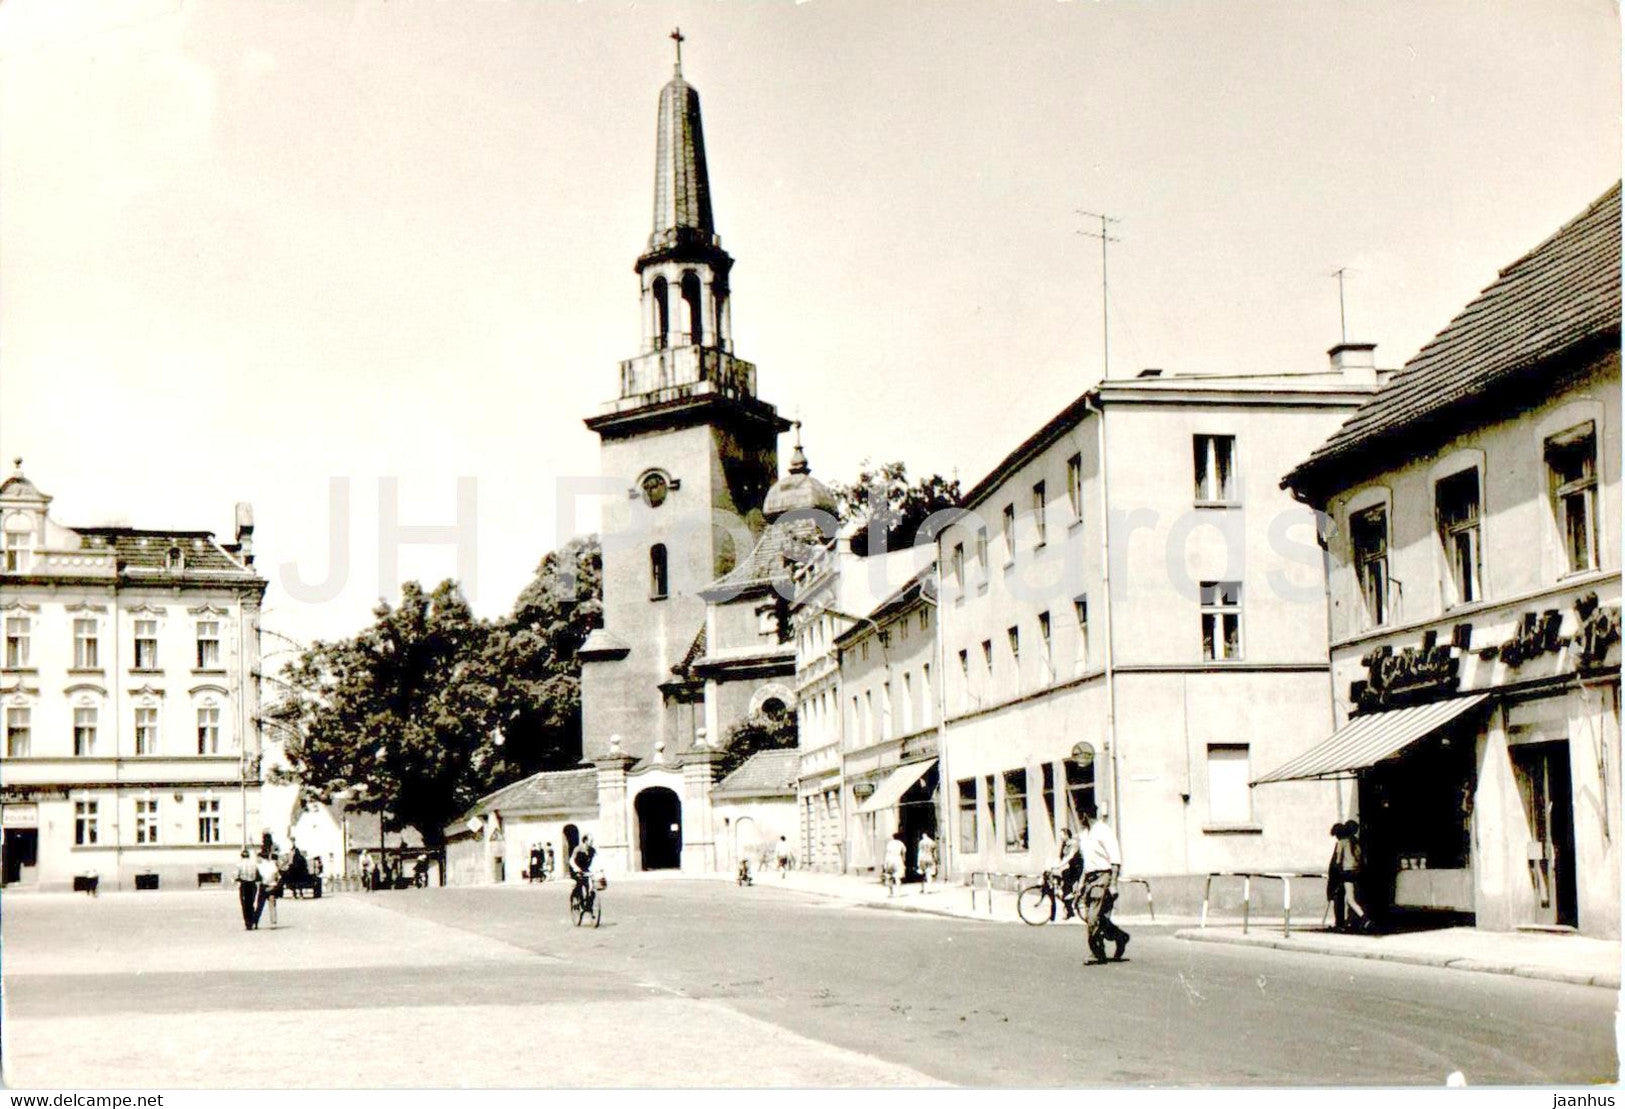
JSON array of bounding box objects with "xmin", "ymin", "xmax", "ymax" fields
[
  {"xmin": 856, "ymin": 759, "xmax": 937, "ymax": 815},
  {"xmin": 1252, "ymin": 693, "xmax": 1492, "ymax": 784}
]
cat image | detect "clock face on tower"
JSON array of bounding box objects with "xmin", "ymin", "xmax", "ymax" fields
[{"xmin": 640, "ymin": 471, "xmax": 671, "ymax": 508}]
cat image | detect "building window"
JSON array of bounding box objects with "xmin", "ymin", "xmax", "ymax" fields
[
  {"xmin": 135, "ymin": 799, "xmax": 159, "ymax": 844},
  {"xmin": 1066, "ymin": 453, "xmax": 1084, "ymax": 521},
  {"xmin": 1003, "ymin": 769, "xmax": 1029, "ymax": 852},
  {"xmin": 134, "ymin": 619, "xmax": 159, "ymax": 669},
  {"xmin": 1037, "ymin": 611, "xmax": 1052, "ymax": 679},
  {"xmin": 1207, "ymin": 744, "xmax": 1252, "ymax": 825},
  {"xmin": 198, "ymin": 798, "xmax": 221, "ymax": 844},
  {"xmin": 1032, "ymin": 482, "xmax": 1047, "ymax": 546},
  {"xmin": 1074, "ymin": 596, "xmax": 1090, "ymax": 673},
  {"xmin": 864, "ymin": 690, "xmax": 875, "ymax": 741},
  {"xmin": 6, "ymin": 706, "xmax": 30, "ymax": 757},
  {"xmin": 920, "ymin": 663, "xmax": 932, "ymax": 728},
  {"xmin": 881, "ymin": 681, "xmax": 893, "ymax": 739},
  {"xmin": 1042, "ymin": 763, "xmax": 1057, "ymax": 839},
  {"xmin": 957, "ymin": 649, "xmax": 971, "ymax": 710},
  {"xmin": 1350, "ymin": 506, "xmax": 1389, "ymax": 628},
  {"xmin": 981, "ymin": 639, "xmax": 993, "ymax": 674},
  {"xmin": 195, "ymin": 620, "xmax": 221, "ymax": 669},
  {"xmin": 1064, "ymin": 745, "xmax": 1096, "ymax": 828},
  {"xmin": 197, "ymin": 705, "xmax": 221, "ymax": 754},
  {"xmin": 1002, "ymin": 504, "xmax": 1016, "ymax": 563},
  {"xmin": 73, "ymin": 706, "xmax": 98, "ymax": 756},
  {"xmin": 1194, "ymin": 434, "xmax": 1237, "ymax": 503},
  {"xmin": 901, "ymin": 673, "xmax": 914, "ymax": 733},
  {"xmin": 649, "ymin": 544, "xmax": 669, "ymax": 600},
  {"xmin": 1007, "ymin": 626, "xmax": 1020, "ymax": 661},
  {"xmin": 952, "ymin": 542, "xmax": 965, "ymax": 589},
  {"xmin": 5, "ymin": 615, "xmax": 31, "ymax": 669},
  {"xmin": 919, "ymin": 610, "xmax": 929, "ymax": 633},
  {"xmin": 850, "ymin": 696, "xmax": 862, "ymax": 745},
  {"xmin": 72, "ymin": 618, "xmax": 99, "ymax": 669},
  {"xmin": 74, "ymin": 800, "xmax": 98, "ymax": 846},
  {"xmin": 135, "ymin": 707, "xmax": 159, "ymax": 755},
  {"xmin": 1200, "ymin": 581, "xmax": 1242, "ymax": 661},
  {"xmin": 957, "ymin": 778, "xmax": 978, "ymax": 853},
  {"xmin": 983, "ymin": 774, "xmax": 997, "ymax": 848},
  {"xmin": 2, "ymin": 529, "xmax": 30, "ymax": 572},
  {"xmin": 1435, "ymin": 468, "xmax": 1482, "ymax": 606},
  {"xmin": 975, "ymin": 527, "xmax": 989, "ymax": 581},
  {"xmin": 1547, "ymin": 422, "xmax": 1598, "ymax": 575},
  {"xmin": 861, "ymin": 640, "xmax": 870, "ymax": 662}
]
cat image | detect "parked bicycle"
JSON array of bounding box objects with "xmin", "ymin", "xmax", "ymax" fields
[
  {"xmin": 1017, "ymin": 868, "xmax": 1082, "ymax": 925},
  {"xmin": 570, "ymin": 874, "xmax": 605, "ymax": 927}
]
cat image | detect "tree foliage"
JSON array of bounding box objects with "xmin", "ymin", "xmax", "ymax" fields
[
  {"xmin": 716, "ymin": 704, "xmax": 799, "ymax": 781},
  {"xmin": 830, "ymin": 461, "xmax": 962, "ymax": 556},
  {"xmin": 267, "ymin": 537, "xmax": 603, "ymax": 844}
]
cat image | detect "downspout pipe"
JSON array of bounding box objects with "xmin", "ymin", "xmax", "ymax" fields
[{"xmin": 1083, "ymin": 391, "xmax": 1124, "ymax": 855}]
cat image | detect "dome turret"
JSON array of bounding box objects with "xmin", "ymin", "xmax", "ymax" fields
[{"xmin": 763, "ymin": 428, "xmax": 836, "ymax": 520}]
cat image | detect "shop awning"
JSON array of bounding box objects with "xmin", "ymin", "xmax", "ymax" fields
[
  {"xmin": 856, "ymin": 759, "xmax": 937, "ymax": 814},
  {"xmin": 1252, "ymin": 693, "xmax": 1492, "ymax": 784}
]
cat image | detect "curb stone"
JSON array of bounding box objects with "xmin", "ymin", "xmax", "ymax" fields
[{"xmin": 1174, "ymin": 928, "xmax": 1619, "ymax": 990}]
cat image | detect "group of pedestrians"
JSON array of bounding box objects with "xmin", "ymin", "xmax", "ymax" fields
[{"xmin": 233, "ymin": 846, "xmax": 283, "ymax": 931}]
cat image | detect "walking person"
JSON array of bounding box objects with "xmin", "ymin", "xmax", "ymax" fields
[
  {"xmin": 883, "ymin": 831, "xmax": 907, "ymax": 896},
  {"xmin": 360, "ymin": 851, "xmax": 375, "ymax": 892},
  {"xmin": 774, "ymin": 835, "xmax": 792, "ymax": 878},
  {"xmin": 1332, "ymin": 820, "xmax": 1370, "ymax": 932},
  {"xmin": 310, "ymin": 852, "xmax": 324, "ymax": 899},
  {"xmin": 1325, "ymin": 823, "xmax": 1346, "ymax": 931},
  {"xmin": 235, "ymin": 849, "xmax": 261, "ymax": 930},
  {"xmin": 916, "ymin": 831, "xmax": 937, "ymax": 888},
  {"xmin": 1078, "ymin": 805, "xmax": 1129, "ymax": 965},
  {"xmin": 254, "ymin": 849, "xmax": 282, "ymax": 929}
]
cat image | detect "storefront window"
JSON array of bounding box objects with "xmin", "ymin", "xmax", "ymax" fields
[
  {"xmin": 1003, "ymin": 769, "xmax": 1029, "ymax": 851},
  {"xmin": 956, "ymin": 778, "xmax": 977, "ymax": 854}
]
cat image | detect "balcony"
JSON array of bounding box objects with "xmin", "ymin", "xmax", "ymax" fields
[{"xmin": 602, "ymin": 346, "xmax": 758, "ymax": 415}]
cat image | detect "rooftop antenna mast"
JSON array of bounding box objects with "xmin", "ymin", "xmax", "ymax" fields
[
  {"xmin": 1078, "ymin": 210, "xmax": 1121, "ymax": 379},
  {"xmin": 1330, "ymin": 266, "xmax": 1354, "ymax": 343}
]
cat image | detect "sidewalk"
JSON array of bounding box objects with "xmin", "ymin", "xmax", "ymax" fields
[{"xmin": 1177, "ymin": 923, "xmax": 1622, "ymax": 990}]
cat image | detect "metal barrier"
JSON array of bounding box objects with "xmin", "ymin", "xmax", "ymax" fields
[
  {"xmin": 1200, "ymin": 871, "xmax": 1325, "ymax": 937},
  {"xmin": 969, "ymin": 871, "xmax": 1154, "ymax": 921}
]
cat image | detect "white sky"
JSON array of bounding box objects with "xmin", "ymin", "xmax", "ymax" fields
[{"xmin": 1, "ymin": 0, "xmax": 1618, "ymax": 650}]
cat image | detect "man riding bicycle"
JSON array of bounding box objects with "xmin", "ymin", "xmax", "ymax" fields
[{"xmin": 568, "ymin": 834, "xmax": 597, "ymax": 904}]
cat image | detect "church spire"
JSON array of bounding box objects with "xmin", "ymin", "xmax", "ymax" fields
[{"xmin": 648, "ymin": 29, "xmax": 716, "ymax": 252}]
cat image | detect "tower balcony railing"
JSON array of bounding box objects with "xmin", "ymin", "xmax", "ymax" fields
[{"xmin": 610, "ymin": 345, "xmax": 757, "ymax": 411}]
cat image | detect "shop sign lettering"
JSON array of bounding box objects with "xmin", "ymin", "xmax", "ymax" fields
[
  {"xmin": 1574, "ymin": 592, "xmax": 1621, "ymax": 668},
  {"xmin": 1350, "ymin": 626, "xmax": 1468, "ymax": 712}
]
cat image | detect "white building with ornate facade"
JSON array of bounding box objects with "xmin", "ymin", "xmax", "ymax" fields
[{"xmin": 0, "ymin": 461, "xmax": 266, "ymax": 891}]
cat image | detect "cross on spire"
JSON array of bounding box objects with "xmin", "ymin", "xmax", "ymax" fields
[{"xmin": 670, "ymin": 27, "xmax": 685, "ymax": 73}]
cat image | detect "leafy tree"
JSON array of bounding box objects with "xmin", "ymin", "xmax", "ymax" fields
[
  {"xmin": 268, "ymin": 580, "xmax": 500, "ymax": 846},
  {"xmin": 267, "ymin": 539, "xmax": 605, "ymax": 842},
  {"xmin": 483, "ymin": 535, "xmax": 603, "ymax": 781},
  {"xmin": 716, "ymin": 703, "xmax": 798, "ymax": 780},
  {"xmin": 830, "ymin": 461, "xmax": 963, "ymax": 556}
]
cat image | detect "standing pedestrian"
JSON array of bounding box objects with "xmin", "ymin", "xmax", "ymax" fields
[
  {"xmin": 255, "ymin": 849, "xmax": 281, "ymax": 929},
  {"xmin": 1078, "ymin": 804, "xmax": 1129, "ymax": 965},
  {"xmin": 883, "ymin": 831, "xmax": 907, "ymax": 895},
  {"xmin": 360, "ymin": 851, "xmax": 375, "ymax": 892},
  {"xmin": 310, "ymin": 852, "xmax": 324, "ymax": 899},
  {"xmin": 1333, "ymin": 820, "xmax": 1369, "ymax": 932},
  {"xmin": 1325, "ymin": 822, "xmax": 1346, "ymax": 931},
  {"xmin": 546, "ymin": 844, "xmax": 556, "ymax": 881},
  {"xmin": 234, "ymin": 849, "xmax": 260, "ymax": 930},
  {"xmin": 774, "ymin": 835, "xmax": 792, "ymax": 878},
  {"xmin": 917, "ymin": 831, "xmax": 937, "ymax": 888}
]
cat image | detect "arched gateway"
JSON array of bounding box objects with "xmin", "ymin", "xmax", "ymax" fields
[{"xmin": 635, "ymin": 787, "xmax": 683, "ymax": 870}]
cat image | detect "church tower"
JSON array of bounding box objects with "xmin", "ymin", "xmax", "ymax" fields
[{"xmin": 580, "ymin": 35, "xmax": 789, "ymax": 871}]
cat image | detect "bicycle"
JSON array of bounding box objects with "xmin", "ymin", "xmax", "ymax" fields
[
  {"xmin": 570, "ymin": 873, "xmax": 604, "ymax": 927},
  {"xmin": 1017, "ymin": 868, "xmax": 1082, "ymax": 925}
]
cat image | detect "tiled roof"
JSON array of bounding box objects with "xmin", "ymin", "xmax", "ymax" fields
[
  {"xmin": 671, "ymin": 623, "xmax": 707, "ymax": 677},
  {"xmin": 342, "ymin": 811, "xmax": 425, "ymax": 851},
  {"xmin": 705, "ymin": 515, "xmax": 829, "ymax": 596},
  {"xmin": 1287, "ymin": 182, "xmax": 1622, "ymax": 491},
  {"xmin": 462, "ymin": 768, "xmax": 599, "ymax": 820},
  {"xmin": 74, "ymin": 527, "xmax": 254, "ymax": 576},
  {"xmin": 712, "ymin": 749, "xmax": 798, "ymax": 799}
]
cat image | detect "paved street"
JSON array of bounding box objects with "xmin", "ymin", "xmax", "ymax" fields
[{"xmin": 3, "ymin": 880, "xmax": 1617, "ymax": 1087}]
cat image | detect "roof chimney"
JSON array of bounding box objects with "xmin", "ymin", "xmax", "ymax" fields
[
  {"xmin": 234, "ymin": 502, "xmax": 255, "ymax": 564},
  {"xmin": 1328, "ymin": 342, "xmax": 1378, "ymax": 385}
]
